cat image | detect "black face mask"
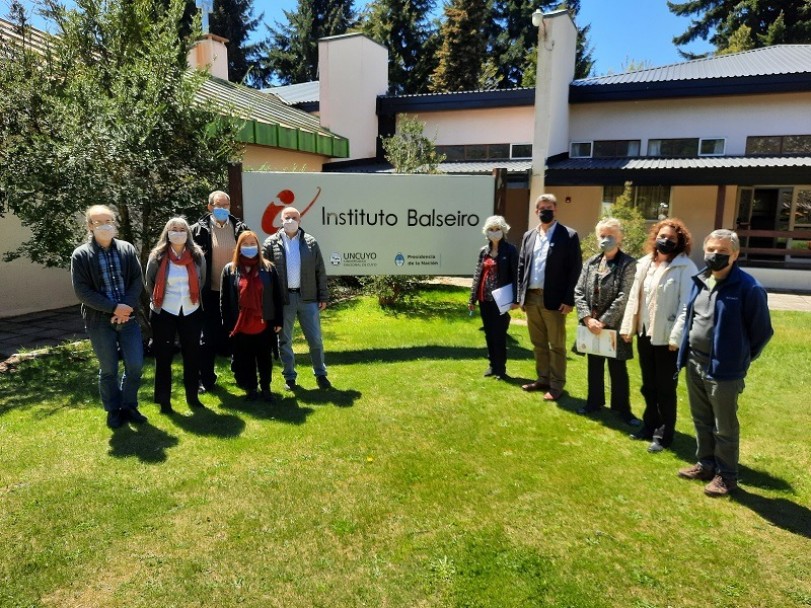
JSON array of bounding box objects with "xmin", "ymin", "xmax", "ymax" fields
[
  {"xmin": 704, "ymin": 252, "xmax": 731, "ymax": 272},
  {"xmin": 539, "ymin": 208, "xmax": 555, "ymax": 224},
  {"xmin": 656, "ymin": 237, "xmax": 678, "ymax": 254}
]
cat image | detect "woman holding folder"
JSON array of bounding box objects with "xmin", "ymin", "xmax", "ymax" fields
[
  {"xmin": 574, "ymin": 218, "xmax": 639, "ymax": 425},
  {"xmin": 468, "ymin": 215, "xmax": 518, "ymax": 379}
]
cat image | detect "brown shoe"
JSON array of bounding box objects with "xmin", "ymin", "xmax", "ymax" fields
[
  {"xmin": 704, "ymin": 475, "xmax": 738, "ymax": 497},
  {"xmin": 522, "ymin": 380, "xmax": 549, "ymax": 392},
  {"xmin": 543, "ymin": 389, "xmax": 562, "ymax": 401},
  {"xmin": 678, "ymin": 464, "xmax": 716, "ymax": 481}
]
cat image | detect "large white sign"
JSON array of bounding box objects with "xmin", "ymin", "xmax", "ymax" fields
[{"xmin": 242, "ymin": 172, "xmax": 495, "ymax": 275}]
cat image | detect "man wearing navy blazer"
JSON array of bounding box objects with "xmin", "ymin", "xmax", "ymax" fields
[{"xmin": 517, "ymin": 194, "xmax": 582, "ymax": 400}]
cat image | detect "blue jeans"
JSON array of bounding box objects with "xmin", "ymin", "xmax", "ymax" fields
[
  {"xmin": 85, "ymin": 318, "xmax": 144, "ymax": 411},
  {"xmin": 280, "ymin": 293, "xmax": 326, "ymax": 381}
]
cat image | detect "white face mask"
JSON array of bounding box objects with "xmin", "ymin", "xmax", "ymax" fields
[
  {"xmin": 168, "ymin": 230, "xmax": 187, "ymax": 245},
  {"xmin": 93, "ymin": 224, "xmax": 116, "ymax": 241},
  {"xmin": 486, "ymin": 229, "xmax": 503, "ymax": 241},
  {"xmin": 282, "ymin": 218, "xmax": 299, "ymax": 233}
]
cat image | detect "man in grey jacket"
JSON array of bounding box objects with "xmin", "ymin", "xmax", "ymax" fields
[
  {"xmin": 70, "ymin": 205, "xmax": 146, "ymax": 429},
  {"xmin": 262, "ymin": 206, "xmax": 330, "ymax": 390}
]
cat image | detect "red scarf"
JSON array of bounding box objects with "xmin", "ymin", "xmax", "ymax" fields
[
  {"xmin": 230, "ymin": 256, "xmax": 264, "ymax": 337},
  {"xmin": 152, "ymin": 248, "xmax": 200, "ymax": 308}
]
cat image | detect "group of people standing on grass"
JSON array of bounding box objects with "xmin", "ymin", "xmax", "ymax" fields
[
  {"xmin": 469, "ymin": 194, "xmax": 773, "ymax": 497},
  {"xmin": 70, "ymin": 191, "xmax": 330, "ymax": 429}
]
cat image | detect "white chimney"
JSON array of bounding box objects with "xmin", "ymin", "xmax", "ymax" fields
[{"xmin": 187, "ymin": 33, "xmax": 230, "ymax": 81}]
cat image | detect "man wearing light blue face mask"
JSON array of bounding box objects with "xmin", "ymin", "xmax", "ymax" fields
[{"xmin": 191, "ymin": 190, "xmax": 250, "ymax": 392}]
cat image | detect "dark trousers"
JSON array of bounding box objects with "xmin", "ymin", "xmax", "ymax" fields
[
  {"xmin": 150, "ymin": 307, "xmax": 203, "ymax": 404},
  {"xmin": 479, "ymin": 299, "xmax": 510, "ymax": 374},
  {"xmin": 231, "ymin": 327, "xmax": 274, "ymax": 392},
  {"xmin": 586, "ymin": 354, "xmax": 630, "ymax": 414},
  {"xmin": 637, "ymin": 334, "xmax": 679, "ymax": 446},
  {"xmin": 200, "ymin": 288, "xmax": 228, "ymax": 388}
]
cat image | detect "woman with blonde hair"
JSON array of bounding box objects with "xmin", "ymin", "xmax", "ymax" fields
[
  {"xmin": 468, "ymin": 215, "xmax": 519, "ymax": 379},
  {"xmin": 221, "ymin": 231, "xmax": 283, "ymax": 401},
  {"xmin": 145, "ymin": 217, "xmax": 206, "ymax": 413},
  {"xmin": 620, "ymin": 218, "xmax": 697, "ymax": 452}
]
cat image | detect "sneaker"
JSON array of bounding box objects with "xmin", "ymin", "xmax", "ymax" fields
[
  {"xmin": 106, "ymin": 409, "xmax": 124, "ymax": 429},
  {"xmin": 704, "ymin": 475, "xmax": 738, "ymax": 497},
  {"xmin": 316, "ymin": 376, "xmax": 332, "ymax": 390},
  {"xmin": 125, "ymin": 408, "xmax": 148, "ymax": 424},
  {"xmin": 284, "ymin": 378, "xmax": 297, "ymax": 391},
  {"xmin": 678, "ymin": 463, "xmax": 716, "ymax": 481},
  {"xmin": 647, "ymin": 441, "xmax": 664, "ymax": 453}
]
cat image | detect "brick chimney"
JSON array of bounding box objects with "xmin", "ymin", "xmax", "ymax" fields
[{"xmin": 187, "ymin": 33, "xmax": 229, "ymax": 81}]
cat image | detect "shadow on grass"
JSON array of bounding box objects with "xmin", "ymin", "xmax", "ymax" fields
[
  {"xmin": 732, "ymin": 488, "xmax": 811, "ymax": 539},
  {"xmin": 291, "ymin": 385, "xmax": 362, "ymax": 408},
  {"xmin": 164, "ymin": 406, "xmax": 246, "ymax": 438},
  {"xmin": 219, "ymin": 394, "xmax": 315, "ymax": 425},
  {"xmin": 328, "ymin": 344, "xmax": 535, "ymax": 366},
  {"xmin": 108, "ymin": 422, "xmax": 179, "ymax": 463}
]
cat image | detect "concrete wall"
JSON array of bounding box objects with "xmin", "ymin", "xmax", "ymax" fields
[
  {"xmin": 242, "ymin": 145, "xmax": 327, "ymax": 172},
  {"xmin": 319, "ymin": 34, "xmax": 389, "ymax": 161},
  {"xmin": 0, "ymin": 213, "xmax": 77, "ymax": 318},
  {"xmin": 403, "ymin": 106, "xmax": 535, "ymax": 146},
  {"xmin": 569, "ymin": 92, "xmax": 811, "ymax": 155}
]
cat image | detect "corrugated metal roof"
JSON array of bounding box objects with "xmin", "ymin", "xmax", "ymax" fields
[
  {"xmin": 573, "ymin": 45, "xmax": 811, "ymax": 87},
  {"xmin": 548, "ymin": 156, "xmax": 811, "ymax": 170},
  {"xmin": 196, "ymin": 77, "xmax": 339, "ymax": 139},
  {"xmin": 263, "ymin": 81, "xmax": 320, "ymax": 105},
  {"xmin": 0, "ymin": 17, "xmax": 51, "ymax": 55}
]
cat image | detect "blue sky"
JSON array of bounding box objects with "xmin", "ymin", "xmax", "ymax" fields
[{"xmin": 12, "ymin": 0, "xmax": 715, "ymax": 76}]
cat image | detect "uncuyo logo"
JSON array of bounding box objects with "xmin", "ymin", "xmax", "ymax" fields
[{"xmin": 261, "ymin": 186, "xmax": 322, "ymax": 235}]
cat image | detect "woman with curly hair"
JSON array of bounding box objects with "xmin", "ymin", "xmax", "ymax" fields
[{"xmin": 620, "ymin": 218, "xmax": 697, "ymax": 453}]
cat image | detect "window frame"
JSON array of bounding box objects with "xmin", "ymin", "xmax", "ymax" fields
[
  {"xmin": 570, "ymin": 141, "xmax": 593, "ymax": 158},
  {"xmin": 698, "ymin": 137, "xmax": 726, "ymax": 156},
  {"xmin": 510, "ymin": 143, "xmax": 532, "ymax": 160}
]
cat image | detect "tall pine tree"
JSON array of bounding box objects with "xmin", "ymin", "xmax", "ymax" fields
[
  {"xmin": 668, "ymin": 0, "xmax": 811, "ymax": 58},
  {"xmin": 428, "ymin": 0, "xmax": 489, "ymax": 92},
  {"xmin": 209, "ymin": 0, "xmax": 263, "ymax": 84},
  {"xmin": 255, "ymin": 0, "xmax": 355, "ymax": 86},
  {"xmin": 359, "ymin": 0, "xmax": 439, "ymax": 94}
]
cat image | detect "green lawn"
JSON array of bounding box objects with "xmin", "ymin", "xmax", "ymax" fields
[{"xmin": 1, "ymin": 284, "xmax": 809, "ymax": 608}]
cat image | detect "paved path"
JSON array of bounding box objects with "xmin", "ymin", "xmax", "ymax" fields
[{"xmin": 1, "ymin": 287, "xmax": 809, "ymax": 360}]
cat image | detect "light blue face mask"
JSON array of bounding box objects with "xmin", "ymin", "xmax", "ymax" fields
[
  {"xmin": 241, "ymin": 246, "xmax": 258, "ymax": 258},
  {"xmin": 212, "ymin": 207, "xmax": 229, "ymax": 222}
]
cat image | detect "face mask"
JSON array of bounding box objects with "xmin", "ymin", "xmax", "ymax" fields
[
  {"xmin": 211, "ymin": 207, "xmax": 229, "ymax": 223},
  {"xmin": 487, "ymin": 230, "xmax": 503, "ymax": 241},
  {"xmin": 168, "ymin": 231, "xmax": 187, "ymax": 245},
  {"xmin": 656, "ymin": 237, "xmax": 677, "ymax": 254},
  {"xmin": 704, "ymin": 252, "xmax": 731, "ymax": 272},
  {"xmin": 240, "ymin": 246, "xmax": 258, "ymax": 258},
  {"xmin": 93, "ymin": 224, "xmax": 115, "ymax": 240},
  {"xmin": 538, "ymin": 209, "xmax": 555, "ymax": 224},
  {"xmin": 282, "ymin": 218, "xmax": 299, "ymax": 233},
  {"xmin": 598, "ymin": 235, "xmax": 617, "ymax": 252}
]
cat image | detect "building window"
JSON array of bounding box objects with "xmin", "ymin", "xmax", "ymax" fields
[
  {"xmin": 435, "ymin": 143, "xmax": 514, "ymax": 161},
  {"xmin": 746, "ymin": 134, "xmax": 811, "ymax": 155},
  {"xmin": 699, "ymin": 138, "xmax": 725, "ymax": 156},
  {"xmin": 570, "ymin": 142, "xmax": 592, "ymax": 158},
  {"xmin": 511, "ymin": 143, "xmax": 532, "ymax": 159},
  {"xmin": 647, "ymin": 138, "xmax": 699, "ymax": 157},
  {"xmin": 593, "ymin": 140, "xmax": 641, "ymax": 157},
  {"xmin": 603, "ymin": 185, "xmax": 671, "ymax": 221}
]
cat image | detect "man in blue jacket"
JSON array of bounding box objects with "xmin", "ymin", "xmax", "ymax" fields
[{"xmin": 676, "ymin": 229, "xmax": 773, "ymax": 497}]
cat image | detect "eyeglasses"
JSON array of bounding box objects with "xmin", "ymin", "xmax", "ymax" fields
[{"xmin": 89, "ymin": 219, "xmax": 116, "ymax": 227}]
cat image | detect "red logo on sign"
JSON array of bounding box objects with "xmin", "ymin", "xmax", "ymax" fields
[{"xmin": 261, "ymin": 187, "xmax": 322, "ymax": 234}]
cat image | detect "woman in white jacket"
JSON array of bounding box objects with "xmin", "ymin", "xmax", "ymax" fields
[{"xmin": 620, "ymin": 218, "xmax": 697, "ymax": 453}]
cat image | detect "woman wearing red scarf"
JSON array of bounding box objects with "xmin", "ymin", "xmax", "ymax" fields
[
  {"xmin": 221, "ymin": 231, "xmax": 283, "ymax": 401},
  {"xmin": 146, "ymin": 217, "xmax": 206, "ymax": 413}
]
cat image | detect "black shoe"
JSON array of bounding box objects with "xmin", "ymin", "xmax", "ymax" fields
[
  {"xmin": 198, "ymin": 375, "xmax": 217, "ymax": 394},
  {"xmin": 158, "ymin": 401, "xmax": 174, "ymax": 414},
  {"xmin": 261, "ymin": 389, "xmax": 274, "ymax": 403},
  {"xmin": 284, "ymin": 378, "xmax": 297, "ymax": 391},
  {"xmin": 107, "ymin": 409, "xmax": 124, "ymax": 429},
  {"xmin": 245, "ymin": 390, "xmax": 259, "ymax": 401},
  {"xmin": 577, "ymin": 405, "xmax": 603, "ymax": 415},
  {"xmin": 619, "ymin": 412, "xmax": 642, "ymax": 427},
  {"xmin": 629, "ymin": 429, "xmax": 653, "ymax": 441},
  {"xmin": 187, "ymin": 398, "xmax": 205, "ymax": 410},
  {"xmin": 125, "ymin": 408, "xmax": 148, "ymax": 424},
  {"xmin": 316, "ymin": 376, "xmax": 332, "ymax": 390}
]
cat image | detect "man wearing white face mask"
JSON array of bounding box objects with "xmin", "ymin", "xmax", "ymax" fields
[
  {"xmin": 191, "ymin": 190, "xmax": 249, "ymax": 393},
  {"xmin": 262, "ymin": 206, "xmax": 330, "ymax": 390},
  {"xmin": 71, "ymin": 205, "xmax": 146, "ymax": 429}
]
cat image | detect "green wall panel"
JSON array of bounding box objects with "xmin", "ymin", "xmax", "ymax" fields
[
  {"xmin": 254, "ymin": 122, "xmax": 278, "ymax": 147},
  {"xmin": 278, "ymin": 126, "xmax": 298, "ymax": 150}
]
